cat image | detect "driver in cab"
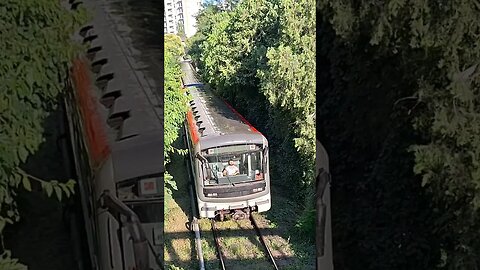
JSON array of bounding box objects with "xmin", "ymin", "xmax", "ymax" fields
[{"xmin": 223, "ymin": 160, "xmax": 239, "ymax": 176}]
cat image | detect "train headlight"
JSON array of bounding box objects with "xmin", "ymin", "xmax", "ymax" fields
[
  {"xmin": 207, "ymin": 193, "xmax": 218, "ymax": 197},
  {"xmin": 252, "ymin": 187, "xmax": 263, "ymax": 192}
]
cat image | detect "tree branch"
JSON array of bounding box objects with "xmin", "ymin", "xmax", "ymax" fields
[{"xmin": 16, "ymin": 168, "xmax": 47, "ymax": 184}]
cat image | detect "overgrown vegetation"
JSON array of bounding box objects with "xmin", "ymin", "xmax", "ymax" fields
[
  {"xmin": 187, "ymin": 0, "xmax": 317, "ymax": 238},
  {"xmin": 164, "ymin": 34, "xmax": 189, "ymax": 208},
  {"xmin": 189, "ymin": 0, "xmax": 480, "ymax": 269},
  {"xmin": 316, "ymin": 0, "xmax": 480, "ymax": 269},
  {"xmin": 0, "ymin": 0, "xmax": 86, "ymax": 268}
]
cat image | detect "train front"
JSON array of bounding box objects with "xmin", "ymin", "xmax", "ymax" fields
[
  {"xmin": 94, "ymin": 137, "xmax": 164, "ymax": 270},
  {"xmin": 195, "ymin": 135, "xmax": 271, "ymax": 220}
]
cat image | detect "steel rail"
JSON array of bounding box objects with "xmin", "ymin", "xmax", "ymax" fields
[
  {"xmin": 250, "ymin": 214, "xmax": 279, "ymax": 270},
  {"xmin": 211, "ymin": 219, "xmax": 227, "ymax": 270},
  {"xmin": 210, "ymin": 215, "xmax": 280, "ymax": 270}
]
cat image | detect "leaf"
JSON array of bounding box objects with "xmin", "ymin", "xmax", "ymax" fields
[
  {"xmin": 0, "ymin": 219, "xmax": 5, "ymax": 233},
  {"xmin": 45, "ymin": 182, "xmax": 53, "ymax": 197},
  {"xmin": 54, "ymin": 186, "xmax": 62, "ymax": 201},
  {"xmin": 66, "ymin": 179, "xmax": 76, "ymax": 193},
  {"xmin": 25, "ymin": 69, "xmax": 34, "ymax": 88},
  {"xmin": 454, "ymin": 64, "xmax": 478, "ymax": 82},
  {"xmin": 61, "ymin": 184, "xmax": 71, "ymax": 198},
  {"xmin": 11, "ymin": 173, "xmax": 21, "ymax": 187},
  {"xmin": 0, "ymin": 186, "xmax": 5, "ymax": 202},
  {"xmin": 22, "ymin": 176, "xmax": 31, "ymax": 192},
  {"xmin": 18, "ymin": 146, "xmax": 28, "ymax": 163}
]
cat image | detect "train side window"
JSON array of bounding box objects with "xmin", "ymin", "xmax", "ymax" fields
[
  {"xmin": 197, "ymin": 160, "xmax": 206, "ymax": 183},
  {"xmin": 195, "ymin": 153, "xmax": 212, "ymax": 183}
]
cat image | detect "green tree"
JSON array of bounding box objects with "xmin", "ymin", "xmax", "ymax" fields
[
  {"xmin": 317, "ymin": 0, "xmax": 480, "ymax": 268},
  {"xmin": 177, "ymin": 22, "xmax": 185, "ymax": 40},
  {"xmin": 164, "ymin": 35, "xmax": 188, "ymax": 204},
  {"xmin": 257, "ymin": 0, "xmax": 316, "ymax": 233},
  {"xmin": 187, "ymin": 0, "xmax": 317, "ymax": 238},
  {"xmin": 0, "ymin": 0, "xmax": 86, "ymax": 267},
  {"xmin": 186, "ymin": 4, "xmax": 222, "ymax": 70},
  {"xmin": 165, "ymin": 33, "xmax": 184, "ymax": 58}
]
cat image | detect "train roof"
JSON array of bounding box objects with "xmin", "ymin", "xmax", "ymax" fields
[
  {"xmin": 180, "ymin": 60, "xmax": 266, "ymax": 148},
  {"xmin": 75, "ymin": 1, "xmax": 163, "ymax": 182},
  {"xmin": 111, "ymin": 131, "xmax": 163, "ymax": 182}
]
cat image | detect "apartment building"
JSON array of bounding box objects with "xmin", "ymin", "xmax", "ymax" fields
[{"xmin": 164, "ymin": 0, "xmax": 202, "ymax": 38}]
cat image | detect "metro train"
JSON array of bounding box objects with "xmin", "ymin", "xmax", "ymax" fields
[
  {"xmin": 180, "ymin": 59, "xmax": 271, "ymax": 220},
  {"xmin": 59, "ymin": 4, "xmax": 163, "ymax": 270}
]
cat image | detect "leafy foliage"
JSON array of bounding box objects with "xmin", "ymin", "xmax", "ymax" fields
[
  {"xmin": 164, "ymin": 34, "xmax": 189, "ymax": 199},
  {"xmin": 188, "ymin": 0, "xmax": 317, "ymax": 237},
  {"xmin": 165, "ymin": 34, "xmax": 184, "ymax": 58},
  {"xmin": 0, "ymin": 0, "xmax": 86, "ymax": 267},
  {"xmin": 186, "ymin": 4, "xmax": 222, "ymax": 71},
  {"xmin": 258, "ymin": 0, "xmax": 316, "ymax": 196},
  {"xmin": 317, "ymin": 0, "xmax": 480, "ymax": 269},
  {"xmin": 0, "ymin": 251, "xmax": 26, "ymax": 270}
]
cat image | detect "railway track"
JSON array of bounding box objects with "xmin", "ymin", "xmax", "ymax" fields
[
  {"xmin": 184, "ymin": 130, "xmax": 278, "ymax": 270},
  {"xmin": 210, "ymin": 215, "xmax": 280, "ymax": 270}
]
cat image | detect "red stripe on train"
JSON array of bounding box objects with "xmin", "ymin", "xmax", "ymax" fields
[
  {"xmin": 186, "ymin": 110, "xmax": 199, "ymax": 145},
  {"xmin": 71, "ymin": 57, "xmax": 111, "ymax": 166}
]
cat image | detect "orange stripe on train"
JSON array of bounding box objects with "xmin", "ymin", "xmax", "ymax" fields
[
  {"xmin": 186, "ymin": 109, "xmax": 199, "ymax": 145},
  {"xmin": 71, "ymin": 57, "xmax": 111, "ymax": 167}
]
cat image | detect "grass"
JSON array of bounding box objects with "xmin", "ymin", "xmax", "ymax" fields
[
  {"xmin": 164, "ymin": 194, "xmax": 195, "ymax": 269},
  {"xmin": 164, "ymin": 139, "xmax": 196, "ymax": 269},
  {"xmin": 262, "ymin": 186, "xmax": 316, "ymax": 270}
]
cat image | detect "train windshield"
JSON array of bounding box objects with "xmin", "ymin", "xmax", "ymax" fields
[
  {"xmin": 117, "ymin": 176, "xmax": 163, "ymax": 223},
  {"xmin": 203, "ymin": 147, "xmax": 265, "ymax": 186}
]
